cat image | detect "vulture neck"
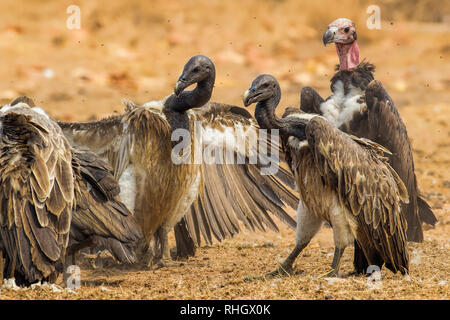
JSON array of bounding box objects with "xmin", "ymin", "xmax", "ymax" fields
[
  {"xmin": 254, "ymin": 88, "xmax": 304, "ymax": 138},
  {"xmin": 166, "ymin": 72, "xmax": 215, "ymax": 112},
  {"xmin": 254, "ymin": 87, "xmax": 282, "ymax": 131},
  {"xmin": 335, "ymin": 40, "xmax": 360, "ymax": 71}
]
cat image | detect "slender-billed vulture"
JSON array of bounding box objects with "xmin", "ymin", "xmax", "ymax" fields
[
  {"xmin": 244, "ymin": 74, "xmax": 409, "ymax": 277},
  {"xmin": 58, "ymin": 55, "xmax": 298, "ymax": 267}
]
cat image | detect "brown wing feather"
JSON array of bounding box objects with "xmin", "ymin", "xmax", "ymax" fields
[
  {"xmin": 70, "ymin": 148, "xmax": 143, "ymax": 264},
  {"xmin": 57, "ymin": 115, "xmax": 124, "ymax": 155},
  {"xmin": 365, "ymin": 80, "xmax": 437, "ymax": 242},
  {"xmin": 0, "ymin": 106, "xmax": 73, "ymax": 284},
  {"xmin": 306, "ymin": 116, "xmax": 409, "ymax": 274},
  {"xmin": 181, "ymin": 102, "xmax": 297, "ymax": 247}
]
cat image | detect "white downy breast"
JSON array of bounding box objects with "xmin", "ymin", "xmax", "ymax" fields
[{"xmin": 319, "ymin": 80, "xmax": 365, "ymax": 128}]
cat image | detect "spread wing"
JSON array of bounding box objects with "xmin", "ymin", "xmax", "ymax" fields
[
  {"xmin": 59, "ymin": 100, "xmax": 171, "ymax": 182},
  {"xmin": 179, "ymin": 102, "xmax": 298, "ymax": 249},
  {"xmin": 58, "ymin": 112, "xmax": 131, "ymax": 180},
  {"xmin": 306, "ymin": 116, "xmax": 409, "ymax": 274},
  {"xmin": 365, "ymin": 80, "xmax": 437, "ymax": 242},
  {"xmin": 70, "ymin": 148, "xmax": 143, "ymax": 264},
  {"xmin": 0, "ymin": 106, "xmax": 73, "ymax": 284}
]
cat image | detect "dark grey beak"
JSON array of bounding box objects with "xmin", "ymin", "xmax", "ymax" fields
[
  {"xmin": 174, "ymin": 78, "xmax": 187, "ymax": 96},
  {"xmin": 243, "ymin": 88, "xmax": 258, "ymax": 107},
  {"xmin": 322, "ymin": 29, "xmax": 335, "ymax": 46}
]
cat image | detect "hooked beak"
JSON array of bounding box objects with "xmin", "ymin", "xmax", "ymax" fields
[
  {"xmin": 174, "ymin": 79, "xmax": 187, "ymax": 96},
  {"xmin": 322, "ymin": 27, "xmax": 337, "ymax": 46},
  {"xmin": 242, "ymin": 89, "xmax": 251, "ymax": 107},
  {"xmin": 243, "ymin": 88, "xmax": 259, "ymax": 107},
  {"xmin": 243, "ymin": 86, "xmax": 265, "ymax": 107}
]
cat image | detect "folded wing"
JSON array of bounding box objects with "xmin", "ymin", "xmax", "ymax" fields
[
  {"xmin": 0, "ymin": 105, "xmax": 73, "ymax": 284},
  {"xmin": 306, "ymin": 116, "xmax": 409, "ymax": 274}
]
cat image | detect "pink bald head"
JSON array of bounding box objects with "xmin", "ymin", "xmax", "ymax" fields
[{"xmin": 323, "ymin": 18, "xmax": 359, "ymax": 71}]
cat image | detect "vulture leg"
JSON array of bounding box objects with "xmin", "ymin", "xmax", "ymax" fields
[
  {"xmin": 154, "ymin": 226, "xmax": 173, "ymax": 267},
  {"xmin": 67, "ymin": 236, "xmax": 95, "ymax": 259},
  {"xmin": 352, "ymin": 240, "xmax": 369, "ymax": 275},
  {"xmin": 173, "ymin": 218, "xmax": 196, "ymax": 259},
  {"xmin": 322, "ymin": 210, "xmax": 354, "ymax": 277},
  {"xmin": 266, "ymin": 242, "xmax": 310, "ymax": 278},
  {"xmin": 322, "ymin": 247, "xmax": 346, "ymax": 278},
  {"xmin": 300, "ymin": 86, "xmax": 325, "ymax": 114},
  {"xmin": 67, "ymin": 236, "xmax": 96, "ymax": 267},
  {"xmin": 144, "ymin": 236, "xmax": 157, "ymax": 268},
  {"xmin": 265, "ymin": 202, "xmax": 322, "ymax": 278}
]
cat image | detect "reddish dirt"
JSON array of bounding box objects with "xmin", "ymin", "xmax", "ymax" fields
[{"xmin": 0, "ymin": 0, "xmax": 448, "ymax": 300}]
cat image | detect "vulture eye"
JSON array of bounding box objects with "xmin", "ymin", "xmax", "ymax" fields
[
  {"xmin": 193, "ymin": 67, "xmax": 200, "ymax": 73},
  {"xmin": 344, "ymin": 27, "xmax": 350, "ymax": 33}
]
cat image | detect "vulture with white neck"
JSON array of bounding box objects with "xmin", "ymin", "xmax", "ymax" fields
[
  {"xmin": 244, "ymin": 74, "xmax": 409, "ymax": 277},
  {"xmin": 58, "ymin": 55, "xmax": 298, "ymax": 267},
  {"xmin": 0, "ymin": 97, "xmax": 142, "ymax": 286},
  {"xmin": 300, "ymin": 18, "xmax": 436, "ymax": 255}
]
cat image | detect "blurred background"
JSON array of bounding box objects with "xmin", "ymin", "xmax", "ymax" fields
[
  {"xmin": 0, "ymin": 0, "xmax": 448, "ymax": 299},
  {"xmin": 0, "ymin": 0, "xmax": 449, "ymax": 214}
]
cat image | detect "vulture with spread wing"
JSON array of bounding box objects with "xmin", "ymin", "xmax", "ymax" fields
[
  {"xmin": 58, "ymin": 55, "xmax": 297, "ymax": 267},
  {"xmin": 244, "ymin": 75, "xmax": 409, "ymax": 277},
  {"xmin": 0, "ymin": 98, "xmax": 142, "ymax": 286}
]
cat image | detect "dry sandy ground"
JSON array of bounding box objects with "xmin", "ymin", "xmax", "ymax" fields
[{"xmin": 0, "ymin": 0, "xmax": 449, "ymax": 299}]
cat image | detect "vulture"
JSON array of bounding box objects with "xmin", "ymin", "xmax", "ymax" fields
[
  {"xmin": 58, "ymin": 55, "xmax": 298, "ymax": 267},
  {"xmin": 0, "ymin": 97, "xmax": 142, "ymax": 286},
  {"xmin": 299, "ymin": 18, "xmax": 436, "ymax": 273},
  {"xmin": 244, "ymin": 74, "xmax": 410, "ymax": 277}
]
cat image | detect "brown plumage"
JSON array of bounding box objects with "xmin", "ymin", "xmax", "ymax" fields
[
  {"xmin": 69, "ymin": 147, "xmax": 143, "ymax": 264},
  {"xmin": 0, "ymin": 103, "xmax": 73, "ymax": 285},
  {"xmin": 299, "ymin": 117, "xmax": 409, "ymax": 274},
  {"xmin": 301, "ymin": 67, "xmax": 437, "ymax": 244},
  {"xmin": 301, "ymin": 18, "xmax": 436, "ymax": 246},
  {"xmin": 0, "ymin": 99, "xmax": 142, "ymax": 285},
  {"xmin": 185, "ymin": 103, "xmax": 298, "ymax": 247},
  {"xmin": 244, "ymin": 75, "xmax": 409, "ymax": 277},
  {"xmin": 58, "ymin": 55, "xmax": 297, "ymax": 266}
]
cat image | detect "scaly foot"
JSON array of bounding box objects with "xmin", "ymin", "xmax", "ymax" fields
[{"xmin": 243, "ymin": 264, "xmax": 293, "ymax": 282}]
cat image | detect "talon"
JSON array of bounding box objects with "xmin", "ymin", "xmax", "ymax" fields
[
  {"xmin": 319, "ymin": 268, "xmax": 339, "ymax": 278},
  {"xmin": 264, "ymin": 264, "xmax": 293, "ymax": 279}
]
